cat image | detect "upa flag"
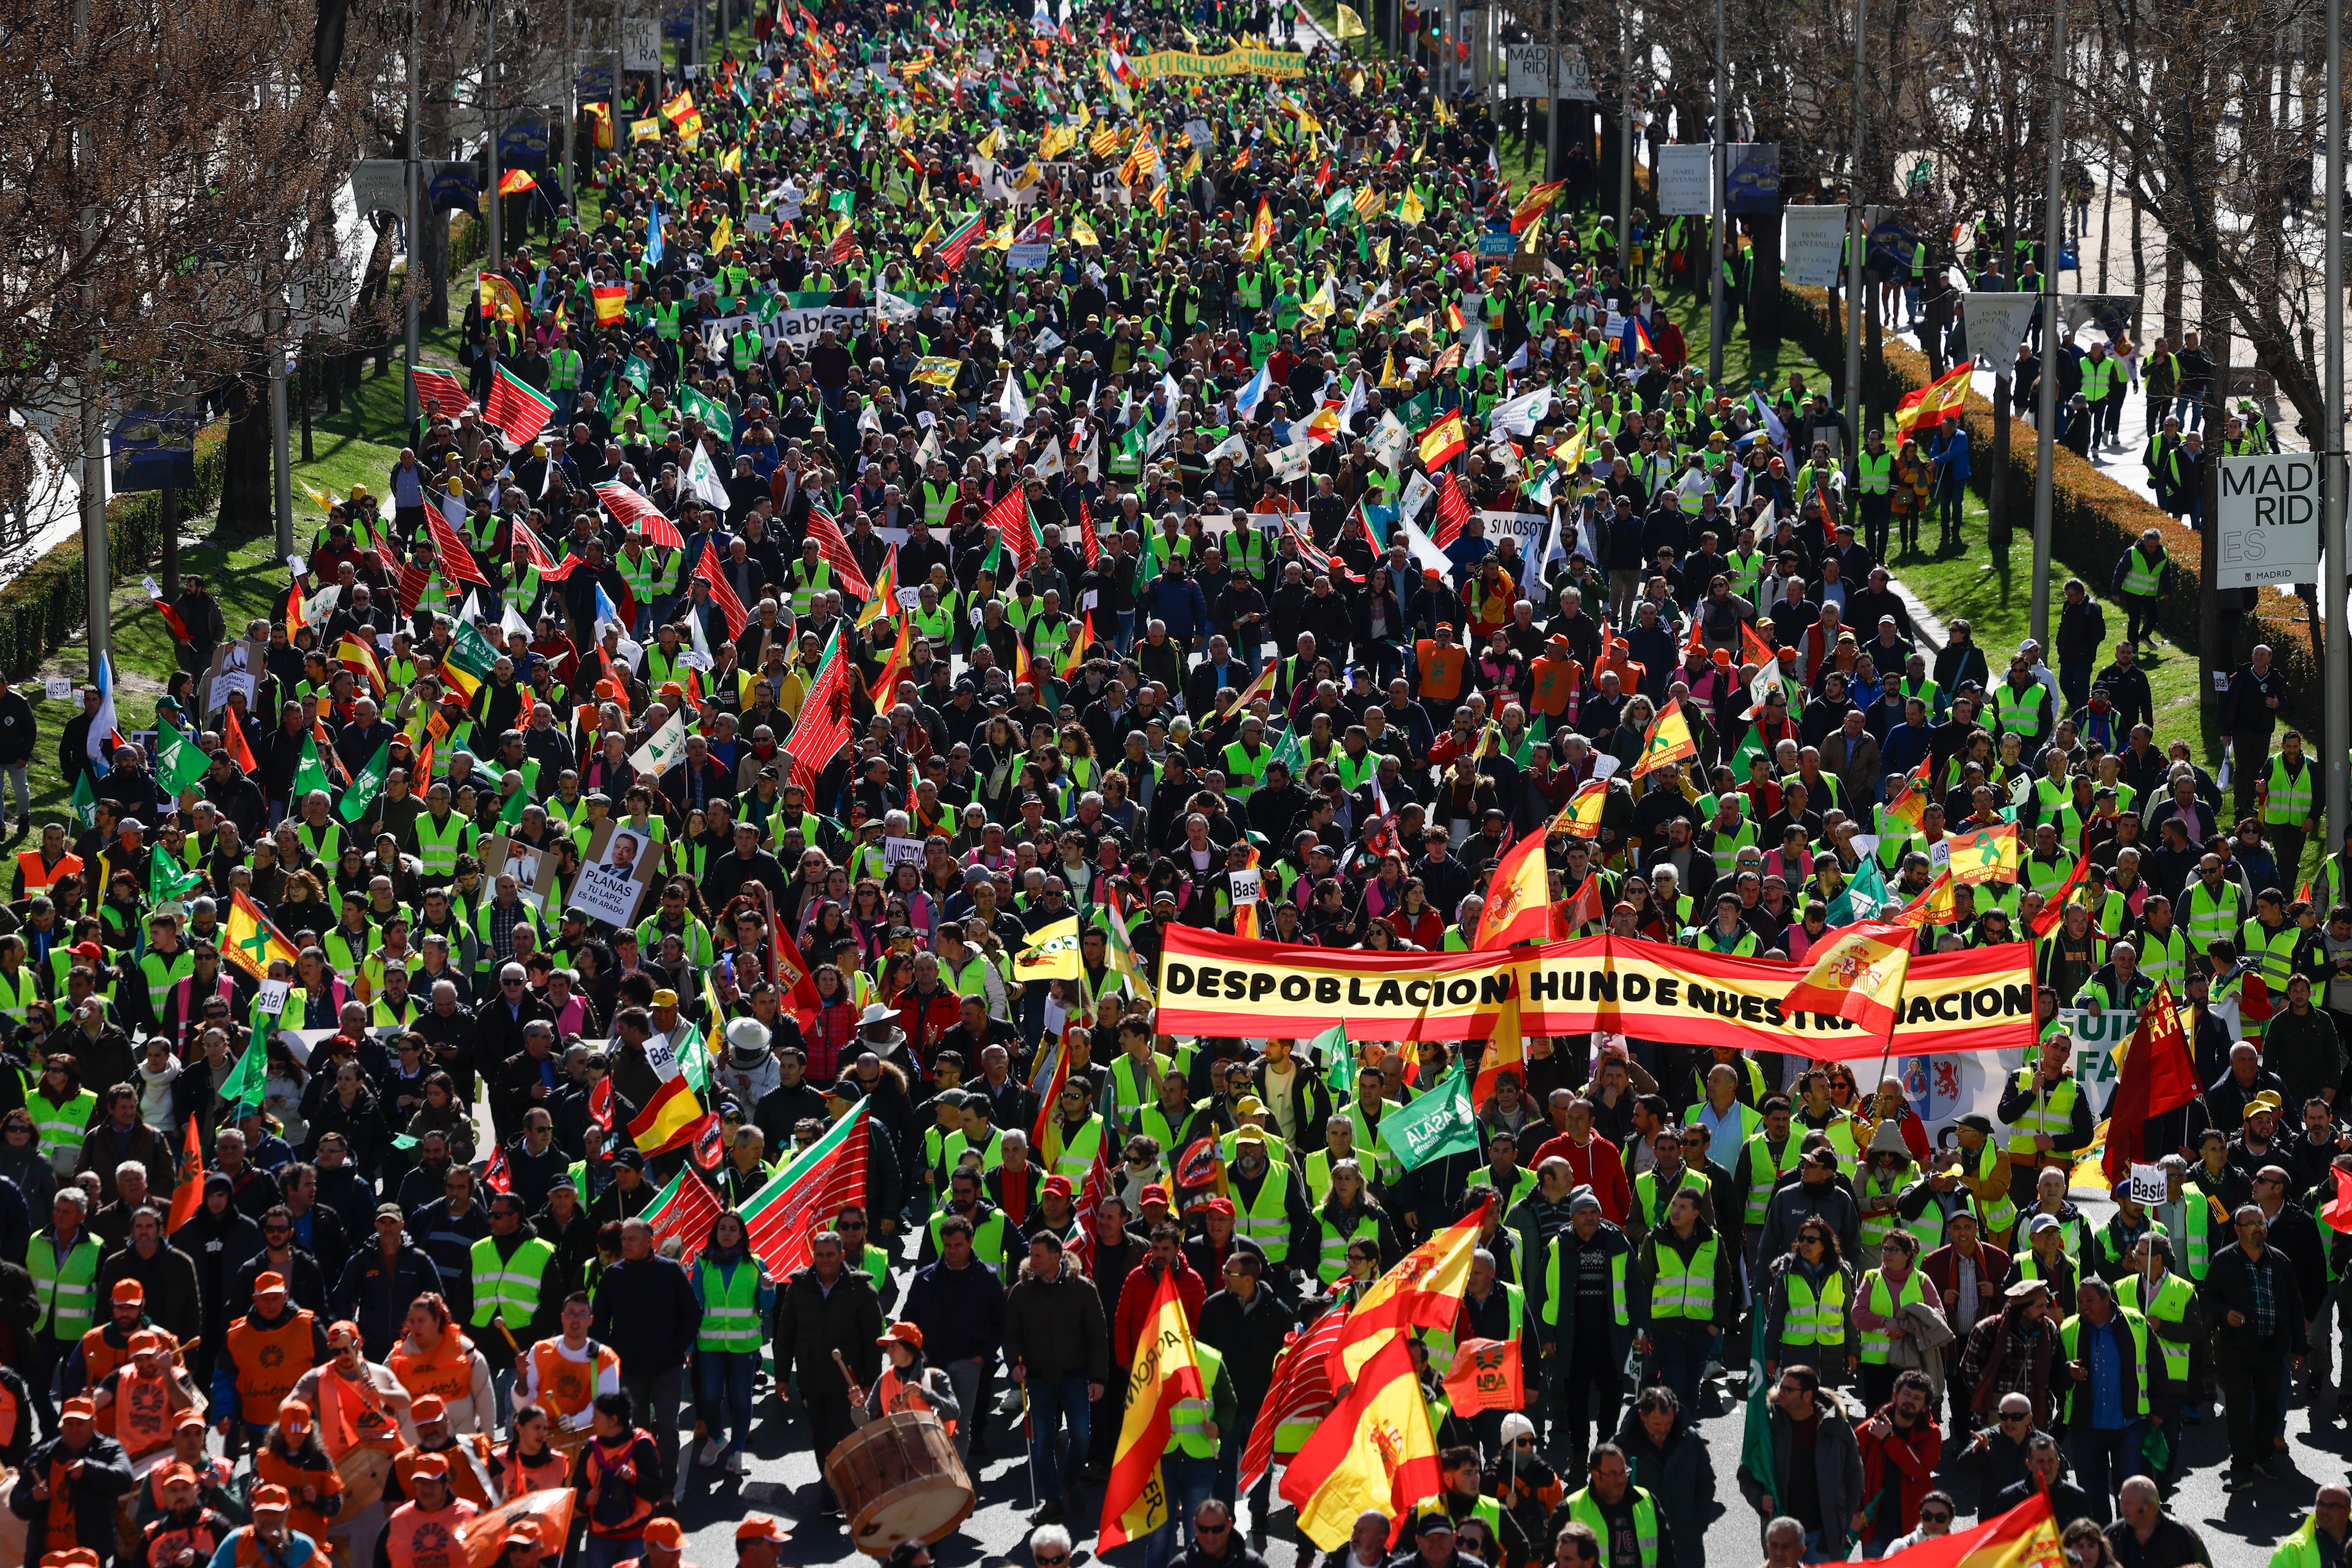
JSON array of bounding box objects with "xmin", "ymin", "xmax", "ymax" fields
[
  {"xmin": 1892, "ymin": 363, "xmax": 1975, "ymax": 439},
  {"xmin": 1279, "ymin": 1333, "xmax": 1442, "ymax": 1550},
  {"xmin": 1782, "ymin": 921, "xmax": 1913, "ymax": 1036},
  {"xmin": 1632, "ymin": 698, "xmax": 1696, "ymax": 778},
  {"xmin": 1442, "ymin": 1339, "xmax": 1524, "ymax": 1415},
  {"xmin": 1416, "ymin": 409, "xmax": 1467, "ymax": 469},
  {"xmin": 1473, "ymin": 832, "xmax": 1549, "ymax": 949},
  {"xmin": 1551, "ymin": 779, "xmax": 1609, "ymax": 840},
  {"xmin": 641, "ymin": 1163, "xmax": 726, "ymax": 1265},
  {"xmin": 1097, "ymin": 1269, "xmax": 1209, "ymax": 1548},
  {"xmin": 1948, "ymin": 823, "xmax": 2020, "ymax": 886},
  {"xmin": 739, "ymin": 1101, "xmax": 874, "ymax": 1276},
  {"xmin": 1332, "ymin": 1198, "xmax": 1488, "ymax": 1381}
]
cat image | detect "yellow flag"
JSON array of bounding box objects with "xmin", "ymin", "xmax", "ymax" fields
[
  {"xmin": 1070, "ymin": 216, "xmax": 1100, "ymax": 248},
  {"xmin": 1012, "ymin": 916, "xmax": 1084, "ymax": 980},
  {"xmin": 978, "ymin": 127, "xmax": 1002, "ymax": 159},
  {"xmin": 709, "ymin": 214, "xmax": 734, "ymax": 254},
  {"xmin": 1631, "ymin": 698, "xmax": 1696, "ymax": 778},
  {"xmin": 1335, "ymin": 3, "xmax": 1367, "ymax": 36},
  {"xmin": 1397, "ymin": 187, "xmax": 1426, "ymax": 224}
]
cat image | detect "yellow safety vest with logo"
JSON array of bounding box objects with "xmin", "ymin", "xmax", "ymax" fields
[
  {"xmin": 1856, "ymin": 1267, "xmax": 1930, "ymax": 1362},
  {"xmin": 2057, "ymin": 1307, "xmax": 2152, "ymax": 1422},
  {"xmin": 469, "ymin": 1234, "xmax": 556, "ymax": 1332},
  {"xmin": 1566, "ymin": 1486, "xmax": 1661, "ymax": 1568},
  {"xmin": 2115, "ymin": 1271, "xmax": 2194, "ymax": 1383},
  {"xmin": 137, "ymin": 949, "xmax": 195, "ymax": 1021}
]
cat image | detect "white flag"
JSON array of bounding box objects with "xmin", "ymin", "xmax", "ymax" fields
[
  {"xmin": 999, "ymin": 372, "xmax": 1029, "ymax": 429},
  {"xmin": 687, "ymin": 441, "xmax": 731, "ymax": 510},
  {"xmin": 629, "ymin": 711, "xmax": 689, "ymax": 776},
  {"xmin": 1396, "ymin": 511, "xmax": 1454, "ymax": 578}
]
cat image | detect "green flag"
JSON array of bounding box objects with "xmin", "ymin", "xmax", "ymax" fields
[
  {"xmin": 1313, "ymin": 1022, "xmax": 1354, "ymax": 1101},
  {"xmin": 1740, "ymin": 1313, "xmax": 1776, "ymax": 1510},
  {"xmin": 155, "ymin": 718, "xmax": 210, "ymax": 796},
  {"xmin": 1384, "ymin": 1064, "xmax": 1478, "ymax": 1170},
  {"xmin": 292, "ymin": 734, "xmax": 333, "ymax": 802},
  {"xmin": 976, "ymin": 535, "xmax": 1003, "ymax": 583},
  {"xmin": 149, "ymin": 845, "xmax": 204, "ymax": 903},
  {"xmin": 1268, "ymin": 724, "xmax": 1306, "ymax": 780},
  {"xmin": 680, "ymin": 385, "xmax": 734, "ymax": 442},
  {"xmin": 1826, "ymin": 852, "xmax": 1891, "ymax": 926},
  {"xmin": 225, "ymin": 1017, "xmax": 271, "ymax": 1119},
  {"xmin": 337, "ymin": 740, "xmax": 392, "ymax": 825},
  {"xmin": 70, "ymin": 772, "xmax": 97, "ymax": 833}
]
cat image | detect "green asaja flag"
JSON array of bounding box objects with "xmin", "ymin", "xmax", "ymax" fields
[
  {"xmin": 155, "ymin": 717, "xmax": 210, "ymax": 796},
  {"xmin": 292, "ymin": 734, "xmax": 333, "ymax": 803},
  {"xmin": 1384, "ymin": 1063, "xmax": 1478, "ymax": 1170},
  {"xmin": 70, "ymin": 770, "xmax": 97, "ymax": 833},
  {"xmin": 680, "ymin": 385, "xmax": 734, "ymax": 442},
  {"xmin": 337, "ymin": 740, "xmax": 393, "ymax": 825},
  {"xmin": 149, "ymin": 844, "xmax": 204, "ymax": 902},
  {"xmin": 1826, "ymin": 847, "xmax": 1891, "ymax": 925},
  {"xmin": 1313, "ymin": 1021, "xmax": 1354, "ymax": 1101},
  {"xmin": 225, "ymin": 1016, "xmax": 271, "ymax": 1119}
]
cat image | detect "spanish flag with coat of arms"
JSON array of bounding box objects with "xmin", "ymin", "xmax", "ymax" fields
[{"xmin": 1782, "ymin": 921, "xmax": 1913, "ymax": 1036}]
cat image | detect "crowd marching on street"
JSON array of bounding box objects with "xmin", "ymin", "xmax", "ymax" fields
[{"xmin": 4, "ymin": 3, "xmax": 2351, "ymax": 1568}]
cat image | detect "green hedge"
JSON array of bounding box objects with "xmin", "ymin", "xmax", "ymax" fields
[
  {"xmin": 0, "ymin": 422, "xmax": 228, "ymax": 680},
  {"xmin": 1779, "ymin": 285, "xmax": 2318, "ymax": 724}
]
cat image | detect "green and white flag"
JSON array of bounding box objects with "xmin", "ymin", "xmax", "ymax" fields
[
  {"xmin": 69, "ymin": 772, "xmax": 97, "ymax": 832},
  {"xmin": 292, "ymin": 734, "xmax": 334, "ymax": 802},
  {"xmin": 1313, "ymin": 1021, "xmax": 1354, "ymax": 1100},
  {"xmin": 1383, "ymin": 1063, "xmax": 1478, "ymax": 1170},
  {"xmin": 680, "ymin": 385, "xmax": 734, "ymax": 442},
  {"xmin": 338, "ymin": 740, "xmax": 392, "ymax": 824},
  {"xmin": 149, "ymin": 845, "xmax": 204, "ymax": 902},
  {"xmin": 630, "ymin": 712, "xmax": 689, "ymax": 777},
  {"xmin": 224, "ymin": 1017, "xmax": 271, "ymax": 1119},
  {"xmin": 155, "ymin": 717, "xmax": 210, "ymax": 796}
]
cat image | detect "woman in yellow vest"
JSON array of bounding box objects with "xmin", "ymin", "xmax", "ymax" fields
[{"xmin": 1763, "ymin": 1220, "xmax": 1856, "ymax": 1387}]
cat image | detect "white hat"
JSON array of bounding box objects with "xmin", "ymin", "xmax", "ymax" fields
[
  {"xmin": 723, "ymin": 1017, "xmax": 773, "ymax": 1067},
  {"xmin": 858, "ymin": 1002, "xmax": 906, "ymax": 1047}
]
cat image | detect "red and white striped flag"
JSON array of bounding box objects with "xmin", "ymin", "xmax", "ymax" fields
[
  {"xmin": 803, "ymin": 505, "xmax": 875, "ymax": 597},
  {"xmin": 1237, "ymin": 1305, "xmax": 1350, "ymax": 1497},
  {"xmin": 694, "ymin": 538, "xmax": 749, "ymax": 638},
  {"xmin": 781, "ymin": 629, "xmax": 852, "ymax": 797},
  {"xmin": 411, "ymin": 366, "xmax": 473, "ymax": 419},
  {"xmin": 1431, "ymin": 472, "xmax": 1475, "ymax": 547}
]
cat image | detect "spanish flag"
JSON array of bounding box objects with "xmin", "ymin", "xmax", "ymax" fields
[
  {"xmin": 1631, "ymin": 697, "xmax": 1696, "ymax": 779},
  {"xmin": 1332, "ymin": 1199, "xmax": 1487, "ymax": 1381},
  {"xmin": 1279, "ymin": 1332, "xmax": 1443, "ymax": 1550},
  {"xmin": 592, "ymin": 285, "xmax": 628, "ymax": 325},
  {"xmin": 224, "ymin": 888, "xmax": 301, "ymax": 981},
  {"xmin": 337, "ymin": 635, "xmax": 387, "ymax": 696},
  {"xmin": 1472, "ymin": 831, "xmax": 1549, "ymax": 949},
  {"xmin": 1783, "ymin": 921, "xmax": 1913, "ymax": 1036},
  {"xmin": 1097, "ymin": 1270, "xmax": 1208, "ymax": 1548},
  {"xmin": 477, "ymin": 270, "xmax": 528, "ymax": 325},
  {"xmin": 497, "ymin": 168, "xmax": 538, "ymax": 196},
  {"xmin": 1056, "ymin": 612, "xmax": 1095, "ymax": 681},
  {"xmin": 1948, "ymin": 822, "xmax": 2020, "ymax": 886},
  {"xmin": 1510, "ymin": 177, "xmax": 1567, "ymax": 233},
  {"xmin": 1873, "ymin": 1489, "xmax": 2058, "ymax": 1568},
  {"xmin": 628, "ymin": 1072, "xmax": 710, "ymax": 1158},
  {"xmin": 1242, "ymin": 196, "xmax": 1276, "ymax": 261},
  {"xmin": 1415, "ymin": 409, "xmax": 1467, "ymax": 470},
  {"xmin": 1892, "ymin": 363, "xmax": 1975, "ymax": 439}
]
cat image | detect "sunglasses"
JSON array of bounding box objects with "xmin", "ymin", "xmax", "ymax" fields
[
  {"xmin": 1037, "ymin": 1557, "xmax": 1069, "ymax": 1566},
  {"xmin": 1197, "ymin": 1524, "xmax": 1229, "ymax": 1535},
  {"xmin": 1920, "ymin": 1513, "xmax": 1952, "ymax": 1525},
  {"xmin": 2000, "ymin": 1412, "xmax": 2030, "ymax": 1423}
]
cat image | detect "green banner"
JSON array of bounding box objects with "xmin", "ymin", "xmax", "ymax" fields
[{"xmin": 1384, "ymin": 1065, "xmax": 1478, "ymax": 1170}]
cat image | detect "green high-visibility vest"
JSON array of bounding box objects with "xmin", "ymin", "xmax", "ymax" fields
[
  {"xmin": 652, "ymin": 301, "xmax": 683, "ymax": 341},
  {"xmin": 2003, "ymin": 1071, "xmax": 2080, "ymax": 1158},
  {"xmin": 922, "ymin": 480, "xmax": 961, "ymax": 528},
  {"xmin": 2183, "ymin": 878, "xmax": 2241, "ymax": 952},
  {"xmin": 2121, "ymin": 546, "xmax": 2163, "ymax": 597},
  {"xmin": 415, "ymin": 812, "xmax": 474, "ymax": 878},
  {"xmin": 1742, "ymin": 1134, "xmax": 1801, "ymax": 1226},
  {"xmin": 1993, "ymin": 680, "xmax": 2045, "ymax": 741},
  {"xmin": 2057, "ymin": 1308, "xmax": 2152, "ymax": 1421},
  {"xmin": 28, "ymin": 1230, "xmax": 103, "ymax": 1342},
  {"xmin": 1166, "ymin": 1342, "xmax": 1226, "ymax": 1457},
  {"xmin": 731, "ymin": 328, "xmax": 763, "ymax": 373},
  {"xmin": 1857, "ymin": 450, "xmax": 1893, "ymax": 495},
  {"xmin": 1856, "ymin": 1267, "xmax": 1930, "ymax": 1362},
  {"xmin": 548, "ymin": 349, "xmax": 583, "ymax": 391},
  {"xmin": 2264, "ymin": 755, "xmax": 2315, "ymax": 826},
  {"xmin": 137, "ymin": 948, "xmax": 195, "ymax": 1020},
  {"xmin": 787, "ymin": 560, "xmax": 834, "ymax": 617},
  {"xmin": 1782, "ymin": 1268, "xmax": 1849, "ymax": 1347},
  {"xmin": 1234, "ymin": 1171, "xmax": 1295, "ymax": 1264},
  {"xmin": 2240, "ymin": 916, "xmax": 2300, "ymax": 991},
  {"xmin": 1566, "ymin": 1488, "xmax": 1660, "ymax": 1568},
  {"xmin": 696, "ymin": 1254, "xmax": 765, "ymax": 1350},
  {"xmin": 469, "ymin": 1234, "xmax": 556, "ymax": 1330},
  {"xmin": 1541, "ymin": 1239, "xmax": 1629, "ymax": 1327}
]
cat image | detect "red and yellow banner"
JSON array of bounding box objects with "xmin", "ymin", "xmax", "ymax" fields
[{"xmin": 1155, "ymin": 927, "xmax": 2035, "ymax": 1060}]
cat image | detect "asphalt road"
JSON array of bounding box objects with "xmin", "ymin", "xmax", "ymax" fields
[{"xmin": 669, "ymin": 1184, "xmax": 2344, "ymax": 1568}]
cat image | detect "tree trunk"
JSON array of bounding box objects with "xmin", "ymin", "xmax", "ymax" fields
[
  {"xmin": 220, "ymin": 375, "xmax": 273, "ymax": 531},
  {"xmin": 2161, "ymin": 241, "xmax": 2184, "ymax": 343},
  {"xmin": 1746, "ymin": 214, "xmax": 1780, "ymax": 349}
]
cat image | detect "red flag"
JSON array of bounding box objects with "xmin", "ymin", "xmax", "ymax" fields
[
  {"xmin": 410, "ymin": 366, "xmax": 472, "ymax": 418},
  {"xmin": 782, "ymin": 636, "xmax": 853, "ymax": 796},
  {"xmin": 1431, "ymin": 472, "xmax": 1474, "ymax": 547},
  {"xmin": 1238, "ymin": 1306, "xmax": 1349, "ymax": 1498},
  {"xmin": 2329, "ymin": 1168, "xmax": 2352, "ymax": 1232},
  {"xmin": 804, "ymin": 506, "xmax": 876, "ymax": 597},
  {"xmin": 588, "ymin": 1075, "xmax": 614, "ymax": 1131},
  {"xmin": 1559, "ymin": 872, "xmax": 1605, "ymax": 935},
  {"xmin": 511, "ymin": 514, "xmax": 579, "ymax": 581},
  {"xmin": 644, "ymin": 1165, "xmax": 725, "ymax": 1265},
  {"xmin": 694, "ymin": 538, "xmax": 750, "ymax": 638},
  {"xmin": 1441, "ymin": 1338, "xmax": 1525, "ymax": 1415},
  {"xmin": 595, "ymin": 480, "xmax": 686, "ymax": 548},
  {"xmin": 427, "ymin": 512, "xmax": 496, "ymax": 587},
  {"xmin": 756, "ymin": 882, "xmax": 827, "ymax": 1031},
  {"xmin": 2102, "ymin": 983, "xmax": 2201, "ymax": 1186},
  {"xmin": 166, "ymin": 1114, "xmax": 205, "ymax": 1233},
  {"xmin": 222, "ymin": 704, "xmax": 259, "ymax": 776},
  {"xmin": 482, "ymin": 1140, "xmax": 513, "ymax": 1194},
  {"xmin": 2028, "ymin": 852, "xmax": 2094, "ymax": 939},
  {"xmin": 1076, "ymin": 498, "xmax": 1102, "ymax": 568},
  {"xmin": 984, "ymin": 488, "xmax": 1038, "ymax": 572},
  {"xmin": 145, "ymin": 579, "xmax": 191, "ymax": 643}
]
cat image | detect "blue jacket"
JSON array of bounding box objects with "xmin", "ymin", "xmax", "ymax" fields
[
  {"xmin": 1934, "ymin": 426, "xmax": 1972, "ymax": 482},
  {"xmin": 1141, "ymin": 575, "xmax": 1210, "ymax": 645}
]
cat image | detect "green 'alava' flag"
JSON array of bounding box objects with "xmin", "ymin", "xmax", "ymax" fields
[
  {"xmin": 155, "ymin": 717, "xmax": 210, "ymax": 796},
  {"xmin": 337, "ymin": 740, "xmax": 392, "ymax": 825}
]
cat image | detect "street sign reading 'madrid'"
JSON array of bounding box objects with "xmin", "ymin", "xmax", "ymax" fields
[{"xmin": 2216, "ymin": 453, "xmax": 2326, "ymax": 588}]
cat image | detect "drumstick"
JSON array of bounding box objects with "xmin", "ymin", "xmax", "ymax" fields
[{"xmin": 831, "ymin": 1348, "xmax": 867, "ymax": 1405}]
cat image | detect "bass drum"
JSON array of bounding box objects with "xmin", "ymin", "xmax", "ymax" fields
[
  {"xmin": 822, "ymin": 1410, "xmax": 974, "ymax": 1557},
  {"xmin": 334, "ymin": 1445, "xmax": 395, "ymax": 1517}
]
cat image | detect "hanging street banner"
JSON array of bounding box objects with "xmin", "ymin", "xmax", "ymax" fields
[
  {"xmin": 2215, "ymin": 452, "xmax": 2327, "ymax": 588},
  {"xmin": 1656, "ymin": 145, "xmax": 1714, "ymax": 216},
  {"xmin": 1962, "ymin": 293, "xmax": 2040, "ymax": 365},
  {"xmin": 1155, "ymin": 928, "xmax": 2036, "ymax": 1060}
]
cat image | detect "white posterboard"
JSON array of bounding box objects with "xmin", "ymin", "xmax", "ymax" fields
[
  {"xmin": 1656, "ymin": 145, "xmax": 1714, "ymax": 216},
  {"xmin": 572, "ymin": 820, "xmax": 658, "ymax": 927},
  {"xmin": 2215, "ymin": 453, "xmax": 2327, "ymax": 588},
  {"xmin": 1783, "ymin": 206, "xmax": 1849, "ymax": 288},
  {"xmin": 2127, "ymin": 1162, "xmax": 2167, "ymax": 1204}
]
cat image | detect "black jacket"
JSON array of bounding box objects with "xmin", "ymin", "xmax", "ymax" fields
[
  {"xmin": 9, "ymin": 1430, "xmax": 135, "ymax": 1560},
  {"xmin": 1194, "ymin": 1285, "xmax": 1300, "ymax": 1406},
  {"xmin": 589, "ymin": 1252, "xmax": 704, "ymax": 1375},
  {"xmin": 775, "ymin": 1262, "xmax": 884, "ymax": 1400},
  {"xmin": 899, "ymin": 1255, "xmax": 1009, "ymax": 1367},
  {"xmin": 332, "ymin": 1240, "xmax": 447, "ymax": 1360},
  {"xmin": 2198, "ymin": 1240, "xmax": 2307, "ymax": 1352}
]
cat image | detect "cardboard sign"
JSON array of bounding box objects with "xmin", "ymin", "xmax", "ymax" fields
[
  {"xmin": 43, "ymin": 678, "xmax": 71, "ymax": 701},
  {"xmin": 884, "ymin": 835, "xmax": 925, "ymax": 868},
  {"xmin": 1443, "ymin": 1338, "xmax": 1524, "ymax": 1414},
  {"xmin": 1228, "ymin": 868, "xmax": 1262, "ymax": 907},
  {"xmin": 573, "ymin": 819, "xmax": 658, "ymax": 928}
]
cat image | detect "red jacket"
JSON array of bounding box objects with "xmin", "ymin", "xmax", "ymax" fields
[
  {"xmin": 1112, "ymin": 1259, "xmax": 1208, "ymax": 1367},
  {"xmin": 1526, "ymin": 1131, "xmax": 1633, "ymax": 1225},
  {"xmin": 898, "ymin": 985, "xmax": 962, "ymax": 1073},
  {"xmin": 1858, "ymin": 1406, "xmax": 1943, "ymax": 1536}
]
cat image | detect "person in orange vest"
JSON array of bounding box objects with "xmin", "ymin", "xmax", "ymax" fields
[
  {"xmin": 84, "ymin": 1329, "xmax": 196, "ymax": 1470},
  {"xmin": 288, "ymin": 1321, "xmax": 415, "ymax": 1467},
  {"xmin": 64, "ymin": 1279, "xmax": 174, "ymax": 1442},
  {"xmin": 136, "ymin": 1463, "xmax": 230, "ymax": 1568},
  {"xmin": 208, "ymin": 1485, "xmax": 323, "ymax": 1568},
  {"xmin": 11, "ymin": 1398, "xmax": 134, "ymax": 1567},
  {"xmin": 1528, "ymin": 634, "xmax": 1586, "ymax": 728},
  {"xmin": 385, "ymin": 1295, "xmax": 493, "ymax": 1439},
  {"xmin": 569, "ymin": 1390, "xmax": 663, "ymax": 1568},
  {"xmin": 1414, "ymin": 624, "xmax": 1470, "ymax": 732},
  {"xmin": 494, "ymin": 1402, "xmax": 571, "ymax": 1500},
  {"xmin": 252, "ymin": 1400, "xmax": 345, "ymax": 1549},
  {"xmin": 129, "ymin": 1411, "xmax": 237, "ymax": 1539},
  {"xmin": 843, "ymin": 1321, "xmax": 963, "ymax": 1432},
  {"xmin": 372, "ymin": 1449, "xmax": 477, "ymax": 1568},
  {"xmin": 214, "ymin": 1271, "xmax": 330, "ymax": 1461},
  {"xmin": 513, "ymin": 1293, "xmax": 619, "ymax": 1441},
  {"xmin": 386, "ymin": 1394, "xmax": 495, "ymax": 1512}
]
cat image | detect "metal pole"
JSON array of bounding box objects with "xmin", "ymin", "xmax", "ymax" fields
[
  {"xmin": 1709, "ymin": 0, "xmax": 1725, "ymax": 385},
  {"xmin": 269, "ymin": 303, "xmax": 294, "ymax": 558},
  {"xmin": 1617, "ymin": 10, "xmax": 1633, "ymax": 275},
  {"xmin": 405, "ymin": 0, "xmax": 421, "ymax": 428},
  {"xmin": 74, "ymin": 0, "xmax": 110, "ymax": 679},
  {"xmin": 2029, "ymin": 0, "xmax": 2068, "ymax": 649},
  {"xmin": 612, "ymin": 0, "xmax": 624, "ymax": 135},
  {"xmin": 1544, "ymin": 0, "xmax": 1560, "ymax": 180},
  {"xmin": 564, "ymin": 0, "xmax": 577, "ymax": 215},
  {"xmin": 2326, "ymin": 0, "xmax": 2347, "ymax": 864},
  {"xmin": 1843, "ymin": 0, "xmax": 1867, "ymax": 465},
  {"xmin": 486, "ymin": 4, "xmax": 503, "ymax": 269}
]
